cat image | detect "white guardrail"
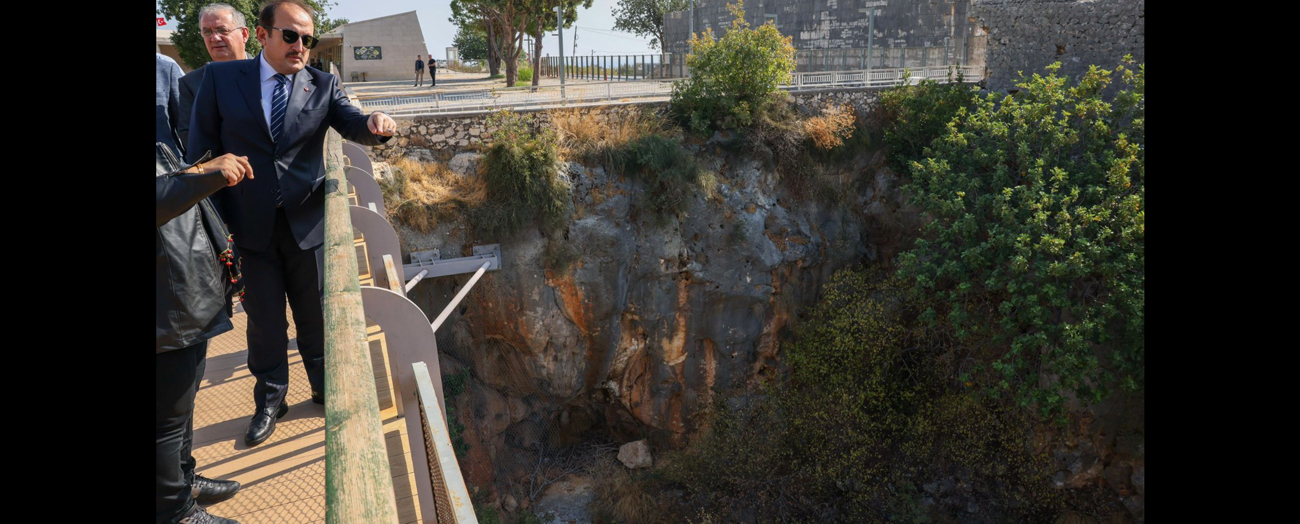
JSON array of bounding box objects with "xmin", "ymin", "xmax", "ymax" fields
[{"xmin": 359, "ymin": 65, "xmax": 982, "ymax": 117}]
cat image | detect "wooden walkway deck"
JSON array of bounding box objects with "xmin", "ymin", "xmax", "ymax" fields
[{"xmin": 191, "ymin": 307, "xmax": 427, "ymax": 523}]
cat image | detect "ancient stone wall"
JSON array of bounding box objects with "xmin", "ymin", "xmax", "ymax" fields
[
  {"xmin": 970, "ymin": 0, "xmax": 1144, "ymax": 92},
  {"xmin": 372, "ymin": 103, "xmax": 659, "ymax": 162},
  {"xmin": 662, "ymin": 0, "xmax": 982, "ymax": 71},
  {"xmin": 376, "ymin": 89, "xmax": 886, "ymax": 162}
]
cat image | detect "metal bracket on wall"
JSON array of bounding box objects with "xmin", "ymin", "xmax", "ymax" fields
[{"xmin": 402, "ymin": 244, "xmax": 502, "ymax": 284}]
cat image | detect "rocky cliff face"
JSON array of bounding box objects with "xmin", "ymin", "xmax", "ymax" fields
[{"xmin": 395, "ymin": 143, "xmax": 919, "ymax": 495}]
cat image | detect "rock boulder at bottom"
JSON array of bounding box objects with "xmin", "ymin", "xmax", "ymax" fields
[{"xmin": 617, "ymin": 440, "xmax": 652, "ymax": 469}]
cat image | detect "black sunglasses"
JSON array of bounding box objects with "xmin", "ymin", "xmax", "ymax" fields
[{"xmin": 262, "ymin": 25, "xmax": 319, "ymax": 49}]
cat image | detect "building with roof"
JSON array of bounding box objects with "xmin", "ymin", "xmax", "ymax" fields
[
  {"xmin": 316, "ymin": 11, "xmax": 429, "ymax": 82},
  {"xmin": 154, "ymin": 10, "xmax": 428, "ymax": 82},
  {"xmin": 156, "ymin": 29, "xmax": 193, "ymax": 72}
]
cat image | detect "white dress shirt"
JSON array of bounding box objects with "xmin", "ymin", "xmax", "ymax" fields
[{"xmin": 258, "ymin": 54, "xmax": 293, "ymax": 130}]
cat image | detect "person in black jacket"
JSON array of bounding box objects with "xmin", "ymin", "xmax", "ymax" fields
[{"xmin": 156, "ymin": 141, "xmax": 252, "ymax": 524}]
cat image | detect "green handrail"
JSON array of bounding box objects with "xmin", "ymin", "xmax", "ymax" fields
[{"xmin": 321, "ymin": 129, "xmax": 401, "ymax": 524}]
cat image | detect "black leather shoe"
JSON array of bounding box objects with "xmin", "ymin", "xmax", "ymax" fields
[
  {"xmin": 311, "ymin": 390, "xmax": 324, "ymax": 405},
  {"xmin": 179, "ymin": 507, "xmax": 240, "ymax": 523},
  {"xmin": 244, "ymin": 401, "xmax": 288, "ymax": 446},
  {"xmin": 192, "ymin": 475, "xmax": 241, "ymax": 504}
]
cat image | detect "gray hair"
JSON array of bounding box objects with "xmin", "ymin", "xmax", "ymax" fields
[{"xmin": 198, "ymin": 3, "xmax": 246, "ymax": 28}]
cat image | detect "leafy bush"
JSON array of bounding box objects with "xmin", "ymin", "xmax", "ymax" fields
[
  {"xmin": 895, "ymin": 58, "xmax": 1145, "ymax": 414},
  {"xmin": 517, "ymin": 66, "xmax": 533, "ymax": 82},
  {"xmin": 670, "ymin": 1, "xmax": 795, "ymax": 134},
  {"xmin": 614, "ymin": 134, "xmax": 711, "ymax": 220},
  {"xmin": 442, "ymin": 369, "xmax": 472, "ymax": 458},
  {"xmin": 471, "ymin": 110, "xmax": 570, "ymax": 239},
  {"xmin": 876, "ymin": 70, "xmax": 980, "ymax": 170},
  {"xmin": 661, "ymin": 268, "xmax": 1064, "ymax": 522}
]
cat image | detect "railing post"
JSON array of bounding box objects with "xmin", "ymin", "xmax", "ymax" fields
[{"xmin": 322, "ymin": 130, "xmax": 400, "ymax": 524}]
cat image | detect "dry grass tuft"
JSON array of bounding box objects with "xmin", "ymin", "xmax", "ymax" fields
[
  {"xmin": 804, "ymin": 102, "xmax": 857, "ymax": 150},
  {"xmin": 380, "ymin": 157, "xmax": 486, "ymax": 233},
  {"xmin": 586, "ymin": 454, "xmax": 659, "ymax": 524},
  {"xmin": 550, "ymin": 106, "xmax": 673, "ymax": 165}
]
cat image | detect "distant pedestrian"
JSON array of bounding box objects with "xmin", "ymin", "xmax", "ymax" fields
[
  {"xmin": 428, "ymin": 54, "xmax": 436, "ymax": 86},
  {"xmin": 414, "ymin": 54, "xmax": 424, "ymax": 87}
]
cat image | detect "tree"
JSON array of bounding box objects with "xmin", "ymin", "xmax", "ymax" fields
[
  {"xmin": 523, "ymin": 0, "xmax": 592, "ymax": 87},
  {"xmin": 451, "ymin": 0, "xmax": 591, "ymax": 87},
  {"xmin": 157, "ymin": 0, "xmax": 344, "ymax": 69},
  {"xmin": 612, "ymin": 0, "xmax": 689, "ymax": 51},
  {"xmin": 453, "ymin": 26, "xmax": 489, "ymax": 62},
  {"xmin": 320, "ymin": 16, "xmax": 349, "ymax": 33},
  {"xmin": 892, "ymin": 58, "xmax": 1145, "ymax": 415}
]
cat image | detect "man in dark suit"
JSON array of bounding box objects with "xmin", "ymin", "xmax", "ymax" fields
[
  {"xmin": 177, "ymin": 2, "xmax": 251, "ymax": 150},
  {"xmin": 187, "ymin": 0, "xmax": 398, "ymax": 447}
]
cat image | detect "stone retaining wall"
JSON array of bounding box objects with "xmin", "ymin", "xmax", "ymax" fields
[
  {"xmin": 970, "ymin": 0, "xmax": 1144, "ymax": 92},
  {"xmin": 374, "ymin": 89, "xmax": 891, "ymax": 163}
]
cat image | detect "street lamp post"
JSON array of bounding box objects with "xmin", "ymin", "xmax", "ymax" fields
[{"xmin": 556, "ymin": 5, "xmax": 565, "ymax": 99}]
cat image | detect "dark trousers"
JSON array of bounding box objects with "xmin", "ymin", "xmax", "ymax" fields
[
  {"xmin": 241, "ymin": 208, "xmax": 325, "ymax": 412},
  {"xmin": 431, "ymin": 67, "xmax": 436, "ymax": 86},
  {"xmin": 156, "ymin": 341, "xmax": 207, "ymax": 524}
]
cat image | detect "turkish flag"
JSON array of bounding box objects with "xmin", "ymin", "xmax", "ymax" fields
[{"xmin": 157, "ymin": 17, "xmax": 166, "ymax": 27}]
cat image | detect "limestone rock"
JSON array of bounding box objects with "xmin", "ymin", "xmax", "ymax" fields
[
  {"xmin": 448, "ymin": 152, "xmax": 481, "ymax": 177},
  {"xmin": 617, "ymin": 440, "xmax": 652, "ymax": 469}
]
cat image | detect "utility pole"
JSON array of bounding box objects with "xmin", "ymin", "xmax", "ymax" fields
[
  {"xmin": 556, "ymin": 5, "xmax": 565, "ymax": 99},
  {"xmin": 866, "ymin": 8, "xmax": 876, "ymax": 72}
]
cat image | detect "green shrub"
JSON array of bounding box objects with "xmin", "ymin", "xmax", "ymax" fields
[
  {"xmin": 518, "ymin": 66, "xmax": 533, "ymax": 82},
  {"xmin": 442, "ymin": 369, "xmax": 472, "ymax": 458},
  {"xmin": 471, "ymin": 110, "xmax": 570, "ymax": 239},
  {"xmin": 876, "ymin": 70, "xmax": 980, "ymax": 171},
  {"xmin": 661, "ymin": 268, "xmax": 1063, "ymax": 522},
  {"xmin": 614, "ymin": 134, "xmax": 709, "ymax": 220},
  {"xmin": 895, "ymin": 58, "xmax": 1145, "ymax": 415},
  {"xmin": 670, "ymin": 1, "xmax": 795, "ymax": 135}
]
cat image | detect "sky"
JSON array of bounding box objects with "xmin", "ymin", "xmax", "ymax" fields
[{"xmin": 157, "ymin": 0, "xmax": 666, "ymax": 60}]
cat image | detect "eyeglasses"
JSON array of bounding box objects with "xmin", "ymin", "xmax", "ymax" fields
[
  {"xmin": 201, "ymin": 26, "xmax": 242, "ymax": 38},
  {"xmin": 262, "ymin": 26, "xmax": 319, "ymax": 49}
]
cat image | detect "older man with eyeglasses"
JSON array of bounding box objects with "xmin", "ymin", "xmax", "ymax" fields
[
  {"xmin": 188, "ymin": 0, "xmax": 397, "ymax": 449},
  {"xmin": 176, "ymin": 3, "xmax": 250, "ymax": 150}
]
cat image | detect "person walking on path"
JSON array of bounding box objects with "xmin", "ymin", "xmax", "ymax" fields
[{"xmin": 414, "ymin": 55, "xmax": 424, "ymax": 87}]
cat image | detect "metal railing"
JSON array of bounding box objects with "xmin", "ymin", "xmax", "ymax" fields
[
  {"xmin": 322, "ymin": 129, "xmax": 401, "ymax": 524},
  {"xmin": 413, "ymin": 362, "xmax": 477, "ymax": 524},
  {"xmin": 357, "ymin": 65, "xmax": 982, "ymax": 117},
  {"xmin": 540, "ymin": 53, "xmax": 685, "ymax": 80}
]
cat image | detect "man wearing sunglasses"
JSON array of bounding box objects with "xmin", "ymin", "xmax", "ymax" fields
[
  {"xmin": 187, "ymin": 0, "xmax": 399, "ymax": 448},
  {"xmin": 177, "ymin": 3, "xmax": 251, "ymax": 150}
]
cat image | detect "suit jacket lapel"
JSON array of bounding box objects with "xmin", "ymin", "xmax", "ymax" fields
[
  {"xmin": 238, "ymin": 58, "xmax": 271, "ymax": 141},
  {"xmin": 280, "ymin": 68, "xmax": 313, "ymax": 150}
]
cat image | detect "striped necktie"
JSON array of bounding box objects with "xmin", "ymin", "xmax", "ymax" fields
[
  {"xmin": 269, "ymin": 73, "xmax": 288, "ymax": 207},
  {"xmin": 270, "ymin": 73, "xmax": 289, "ymax": 143}
]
